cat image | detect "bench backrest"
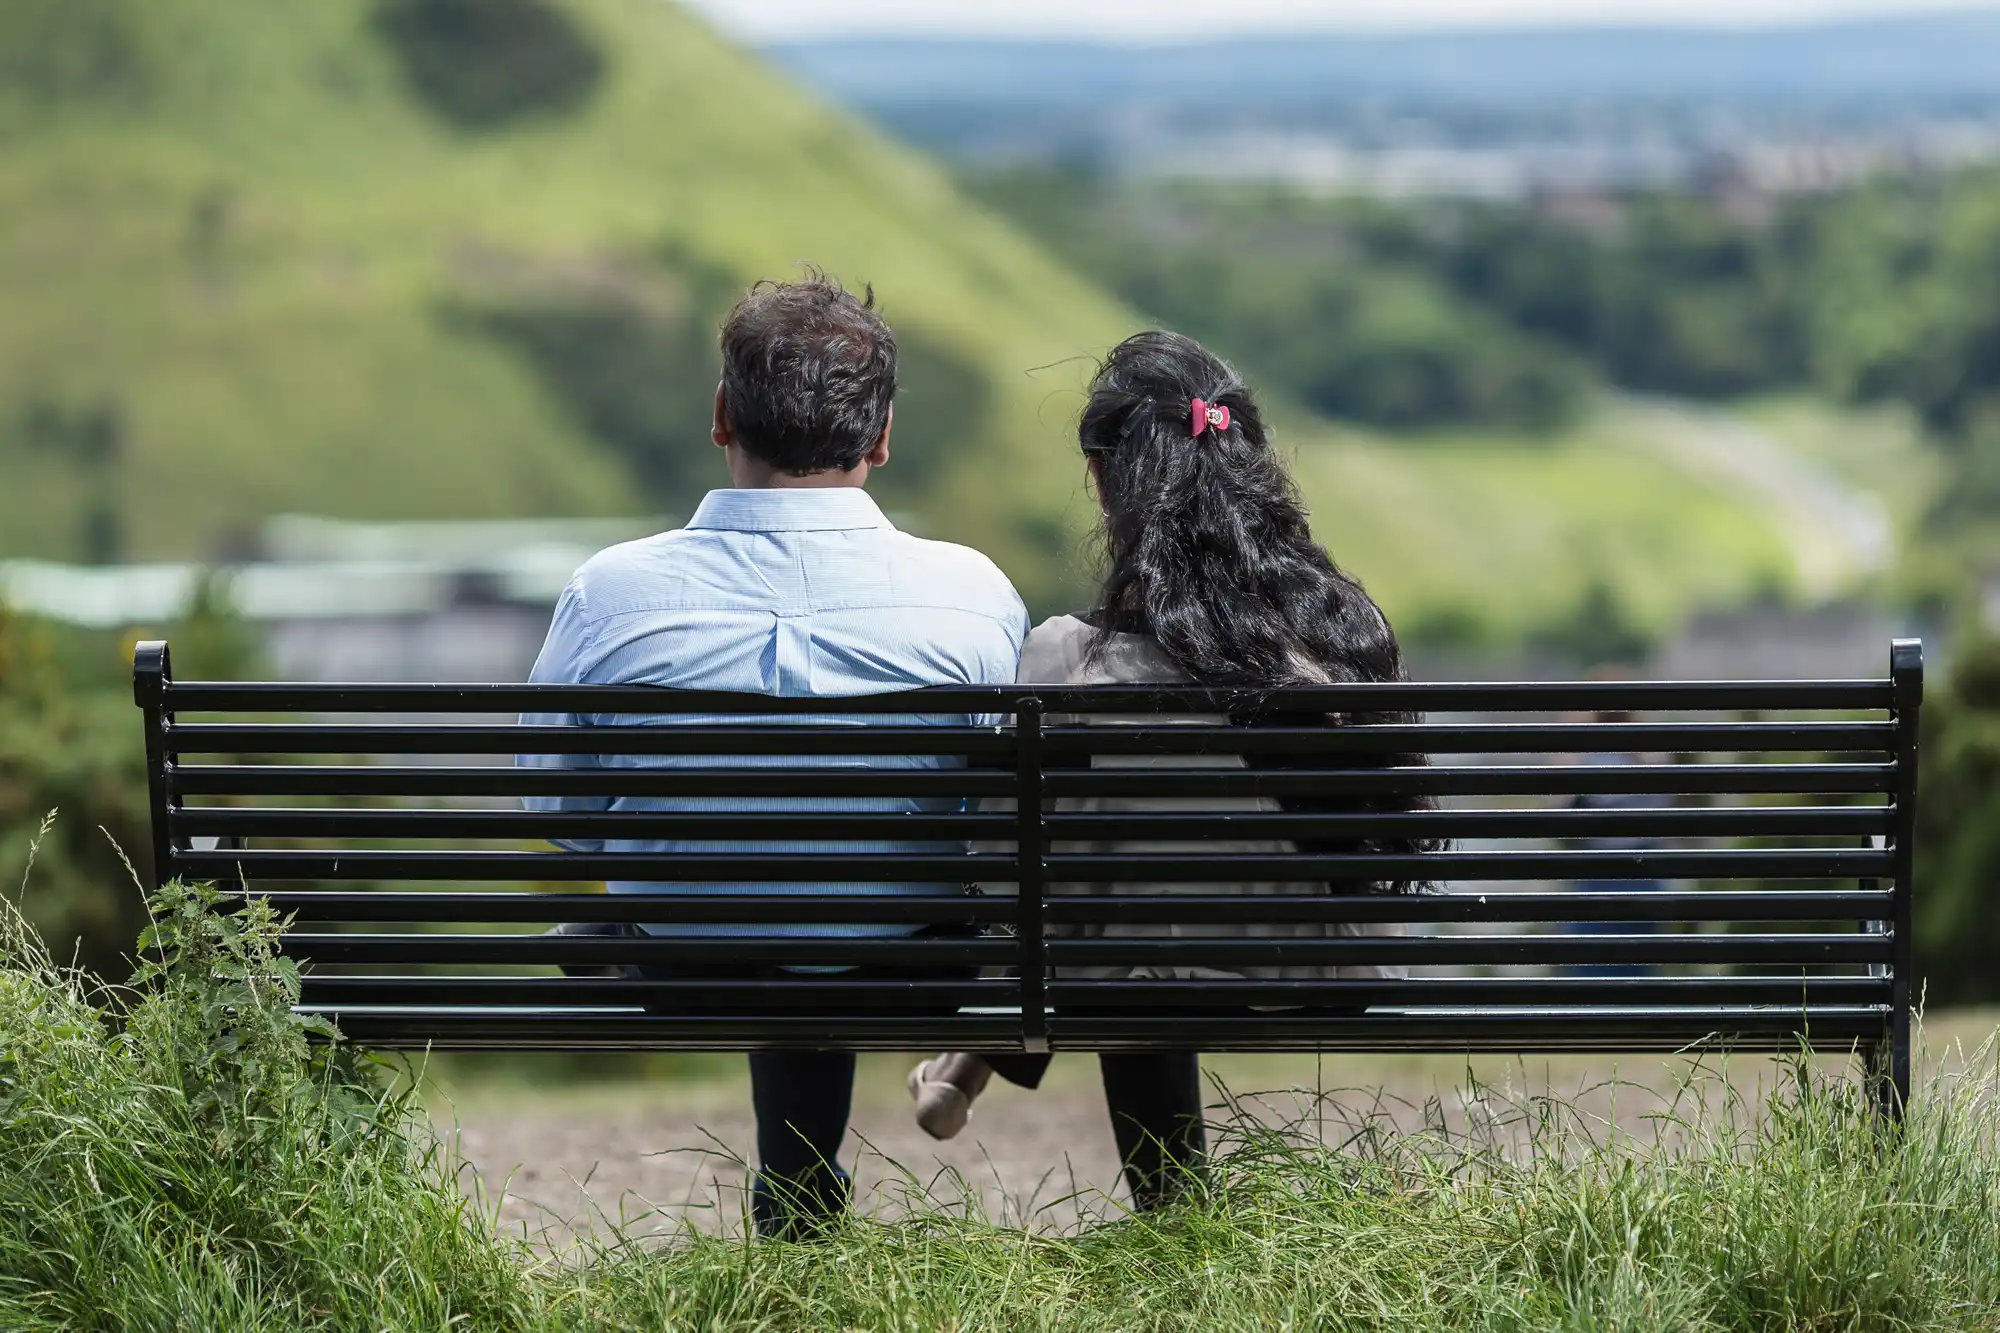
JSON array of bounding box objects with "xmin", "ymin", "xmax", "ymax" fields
[{"xmin": 132, "ymin": 639, "xmax": 1922, "ymax": 1101}]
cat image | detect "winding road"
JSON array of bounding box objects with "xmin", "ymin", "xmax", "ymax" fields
[{"xmin": 1615, "ymin": 397, "xmax": 1894, "ymax": 601}]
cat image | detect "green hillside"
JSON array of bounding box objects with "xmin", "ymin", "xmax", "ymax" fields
[
  {"xmin": 0, "ymin": 0, "xmax": 1802, "ymax": 632},
  {"xmin": 0, "ymin": 0, "xmax": 1139, "ymax": 607}
]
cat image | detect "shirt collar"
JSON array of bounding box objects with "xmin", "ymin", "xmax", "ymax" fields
[{"xmin": 686, "ymin": 487, "xmax": 895, "ymax": 534}]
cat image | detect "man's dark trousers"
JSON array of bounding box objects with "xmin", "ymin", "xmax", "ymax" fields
[
  {"xmin": 556, "ymin": 918, "xmax": 969, "ymax": 1237},
  {"xmin": 747, "ymin": 1050, "xmax": 855, "ymax": 1235}
]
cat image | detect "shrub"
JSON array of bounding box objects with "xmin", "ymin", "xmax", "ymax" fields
[
  {"xmin": 0, "ymin": 0, "xmax": 153, "ymax": 110},
  {"xmin": 0, "ymin": 879, "xmax": 527, "ymax": 1328},
  {"xmin": 1916, "ymin": 630, "xmax": 2000, "ymax": 1004},
  {"xmin": 373, "ymin": 0, "xmax": 604, "ymax": 131},
  {"xmin": 0, "ymin": 596, "xmax": 264, "ymax": 983},
  {"xmin": 0, "ymin": 609, "xmax": 153, "ymax": 981}
]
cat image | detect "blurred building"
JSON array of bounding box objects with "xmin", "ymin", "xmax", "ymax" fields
[
  {"xmin": 3, "ymin": 516, "xmax": 1937, "ymax": 683},
  {"xmin": 0, "ymin": 515, "xmax": 667, "ymax": 682},
  {"xmin": 1645, "ymin": 601, "xmax": 1921, "ymax": 681}
]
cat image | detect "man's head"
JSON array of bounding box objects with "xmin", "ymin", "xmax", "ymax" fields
[{"xmin": 713, "ymin": 270, "xmax": 897, "ymax": 485}]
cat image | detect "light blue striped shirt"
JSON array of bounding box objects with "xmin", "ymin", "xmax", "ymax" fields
[{"xmin": 519, "ymin": 487, "xmax": 1028, "ymax": 937}]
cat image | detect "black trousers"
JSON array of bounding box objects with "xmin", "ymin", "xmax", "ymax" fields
[
  {"xmin": 556, "ymin": 923, "xmax": 1205, "ymax": 1222},
  {"xmin": 554, "ymin": 919, "xmax": 968, "ymax": 1237},
  {"xmin": 748, "ymin": 1047, "xmax": 1208, "ymax": 1226},
  {"xmin": 744, "ymin": 1048, "xmax": 857, "ymax": 1236},
  {"xmin": 984, "ymin": 1049, "xmax": 1208, "ymax": 1211}
]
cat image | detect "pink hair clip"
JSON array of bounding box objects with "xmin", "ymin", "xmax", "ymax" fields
[{"xmin": 1191, "ymin": 398, "xmax": 1230, "ymax": 436}]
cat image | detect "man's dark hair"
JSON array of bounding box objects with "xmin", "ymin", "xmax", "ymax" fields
[{"xmin": 719, "ymin": 270, "xmax": 898, "ymax": 475}]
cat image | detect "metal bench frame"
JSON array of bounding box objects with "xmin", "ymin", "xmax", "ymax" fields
[{"xmin": 132, "ymin": 638, "xmax": 1922, "ymax": 1112}]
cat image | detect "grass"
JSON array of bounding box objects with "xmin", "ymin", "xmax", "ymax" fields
[{"xmin": 4, "ymin": 876, "xmax": 1999, "ymax": 1330}]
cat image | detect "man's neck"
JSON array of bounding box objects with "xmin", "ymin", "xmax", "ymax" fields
[{"xmin": 725, "ymin": 448, "xmax": 869, "ymax": 490}]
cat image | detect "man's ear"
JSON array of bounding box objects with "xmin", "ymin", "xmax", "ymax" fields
[
  {"xmin": 711, "ymin": 381, "xmax": 731, "ymax": 449},
  {"xmin": 865, "ymin": 405, "xmax": 893, "ymax": 468}
]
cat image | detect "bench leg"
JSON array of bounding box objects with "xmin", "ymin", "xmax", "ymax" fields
[{"xmin": 1867, "ymin": 1026, "xmax": 1909, "ymax": 1124}]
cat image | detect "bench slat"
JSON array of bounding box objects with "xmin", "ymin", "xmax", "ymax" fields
[
  {"xmin": 307, "ymin": 1009, "xmax": 1891, "ymax": 1053},
  {"xmin": 275, "ymin": 932, "xmax": 1886, "ymax": 967},
  {"xmin": 281, "ymin": 935, "xmax": 1019, "ymax": 966},
  {"xmin": 160, "ymin": 679, "xmax": 1897, "ymax": 714},
  {"xmin": 167, "ymin": 761, "xmax": 1897, "ymax": 798},
  {"xmin": 1046, "ymin": 935, "xmax": 1890, "ymax": 967},
  {"xmin": 179, "ymin": 849, "xmax": 1018, "ymax": 881},
  {"xmin": 294, "ymin": 974, "xmax": 1892, "ymax": 1008},
  {"xmin": 163, "ymin": 719, "xmax": 1897, "ymax": 756},
  {"xmin": 171, "ymin": 723, "xmax": 1016, "ymax": 756},
  {"xmin": 1041, "ymin": 849, "xmax": 1892, "ymax": 881},
  {"xmin": 228, "ymin": 888, "xmax": 1889, "ymax": 924},
  {"xmin": 170, "ymin": 765, "xmax": 1017, "ymax": 797},
  {"xmin": 235, "ymin": 890, "xmax": 1020, "ymax": 923},
  {"xmin": 1041, "ymin": 766, "xmax": 1897, "ymax": 797},
  {"xmin": 174, "ymin": 847, "xmax": 1893, "ymax": 883},
  {"xmin": 170, "ymin": 804, "xmax": 1893, "ymax": 842},
  {"xmin": 1049, "ymin": 722, "xmax": 1895, "ymax": 754}
]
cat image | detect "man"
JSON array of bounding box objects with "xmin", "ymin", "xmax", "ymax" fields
[{"xmin": 518, "ymin": 272, "xmax": 1027, "ymax": 1235}]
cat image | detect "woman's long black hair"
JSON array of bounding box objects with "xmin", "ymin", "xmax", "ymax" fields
[{"xmin": 1079, "ymin": 330, "xmax": 1439, "ymax": 890}]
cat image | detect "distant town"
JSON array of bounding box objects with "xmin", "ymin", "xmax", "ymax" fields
[{"xmin": 770, "ymin": 14, "xmax": 2000, "ymax": 199}]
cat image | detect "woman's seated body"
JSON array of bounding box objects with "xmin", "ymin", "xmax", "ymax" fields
[{"xmin": 908, "ymin": 330, "xmax": 1435, "ymax": 1211}]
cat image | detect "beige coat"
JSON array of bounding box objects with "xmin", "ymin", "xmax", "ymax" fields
[{"xmin": 981, "ymin": 615, "xmax": 1396, "ymax": 983}]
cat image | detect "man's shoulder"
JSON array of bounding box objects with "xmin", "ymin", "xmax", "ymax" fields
[
  {"xmin": 568, "ymin": 529, "xmax": 697, "ymax": 579},
  {"xmin": 882, "ymin": 531, "xmax": 1023, "ymax": 616},
  {"xmin": 557, "ymin": 530, "xmax": 701, "ymax": 612}
]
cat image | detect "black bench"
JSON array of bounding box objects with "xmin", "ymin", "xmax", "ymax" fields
[{"xmin": 132, "ymin": 638, "xmax": 1923, "ymax": 1112}]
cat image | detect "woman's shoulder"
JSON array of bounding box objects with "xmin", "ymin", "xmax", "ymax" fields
[
  {"xmin": 1018, "ymin": 615, "xmax": 1184, "ymax": 685},
  {"xmin": 1017, "ymin": 616, "xmax": 1093, "ymax": 684}
]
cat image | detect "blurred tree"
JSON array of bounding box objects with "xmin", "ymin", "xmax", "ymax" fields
[
  {"xmin": 1, "ymin": 586, "xmax": 264, "ymax": 982},
  {"xmin": 1407, "ymin": 195, "xmax": 1813, "ymax": 397},
  {"xmin": 456, "ymin": 252, "xmax": 738, "ymax": 508},
  {"xmin": 373, "ymin": 0, "xmax": 603, "ymax": 130},
  {"xmin": 1914, "ymin": 630, "xmax": 2000, "ymax": 1005},
  {"xmin": 1929, "ymin": 408, "xmax": 2000, "ymax": 533},
  {"xmin": 174, "ymin": 574, "xmax": 266, "ymax": 682},
  {"xmin": 866, "ymin": 329, "xmax": 995, "ymax": 504},
  {"xmin": 1528, "ymin": 579, "xmax": 1657, "ymax": 670},
  {"xmin": 19, "ymin": 396, "xmax": 127, "ymax": 563},
  {"xmin": 1806, "ymin": 174, "xmax": 2000, "ymax": 437},
  {"xmin": 968, "ymin": 172, "xmax": 1586, "ymax": 434},
  {"xmin": 0, "ymin": 0, "xmax": 152, "ymax": 109},
  {"xmin": 973, "ymin": 163, "xmax": 2000, "ymax": 554},
  {"xmin": 0, "ymin": 606, "xmax": 152, "ymax": 980}
]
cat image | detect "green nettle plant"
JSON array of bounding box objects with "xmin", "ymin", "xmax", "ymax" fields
[
  {"xmin": 0, "ymin": 865, "xmax": 528, "ymax": 1329},
  {"xmin": 124, "ymin": 879, "xmax": 365, "ymax": 1149}
]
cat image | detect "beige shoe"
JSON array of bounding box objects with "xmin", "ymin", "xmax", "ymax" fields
[{"xmin": 907, "ymin": 1053, "xmax": 991, "ymax": 1140}]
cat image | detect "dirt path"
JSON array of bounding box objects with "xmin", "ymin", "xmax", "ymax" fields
[
  {"xmin": 1615, "ymin": 396, "xmax": 1894, "ymax": 599},
  {"xmin": 449, "ymin": 1055, "xmax": 1140, "ymax": 1245},
  {"xmin": 438, "ymin": 1013, "xmax": 2000, "ymax": 1249},
  {"xmin": 435, "ymin": 1042, "xmax": 1935, "ymax": 1250}
]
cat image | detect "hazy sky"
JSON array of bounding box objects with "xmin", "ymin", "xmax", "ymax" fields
[{"xmin": 689, "ymin": 0, "xmax": 1996, "ymax": 40}]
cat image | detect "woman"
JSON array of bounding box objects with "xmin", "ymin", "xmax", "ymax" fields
[{"xmin": 908, "ymin": 330, "xmax": 1434, "ymax": 1211}]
